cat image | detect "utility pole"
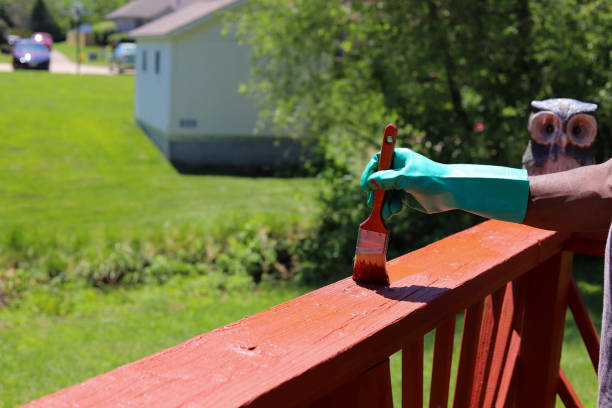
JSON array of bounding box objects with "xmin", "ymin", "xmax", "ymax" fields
[{"xmin": 71, "ymin": 1, "xmax": 83, "ymax": 74}]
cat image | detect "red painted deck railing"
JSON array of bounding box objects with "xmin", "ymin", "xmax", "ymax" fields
[{"xmin": 23, "ymin": 220, "xmax": 605, "ymax": 408}]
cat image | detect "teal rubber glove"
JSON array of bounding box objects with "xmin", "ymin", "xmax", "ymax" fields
[{"xmin": 360, "ymin": 148, "xmax": 529, "ymax": 223}]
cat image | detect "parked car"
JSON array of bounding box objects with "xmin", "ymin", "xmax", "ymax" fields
[
  {"xmin": 12, "ymin": 39, "xmax": 51, "ymax": 70},
  {"xmin": 7, "ymin": 34, "xmax": 21, "ymax": 49},
  {"xmin": 32, "ymin": 32, "xmax": 53, "ymax": 50},
  {"xmin": 110, "ymin": 42, "xmax": 136, "ymax": 73}
]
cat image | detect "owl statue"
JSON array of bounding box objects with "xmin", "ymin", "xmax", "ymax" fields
[{"xmin": 522, "ymin": 98, "xmax": 598, "ymax": 175}]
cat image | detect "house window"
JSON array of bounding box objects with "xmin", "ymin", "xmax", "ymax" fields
[
  {"xmin": 155, "ymin": 50, "xmax": 160, "ymax": 74},
  {"xmin": 142, "ymin": 50, "xmax": 147, "ymax": 72}
]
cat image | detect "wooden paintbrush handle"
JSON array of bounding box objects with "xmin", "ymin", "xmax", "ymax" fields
[
  {"xmin": 377, "ymin": 124, "xmax": 397, "ymax": 171},
  {"xmin": 370, "ymin": 124, "xmax": 397, "ymax": 220},
  {"xmin": 361, "ymin": 124, "xmax": 397, "ymax": 233}
]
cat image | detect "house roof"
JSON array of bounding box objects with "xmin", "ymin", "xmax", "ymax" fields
[
  {"xmin": 106, "ymin": 0, "xmax": 203, "ymax": 20},
  {"xmin": 130, "ymin": 0, "xmax": 243, "ymax": 38}
]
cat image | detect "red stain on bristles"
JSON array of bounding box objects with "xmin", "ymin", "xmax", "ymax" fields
[{"xmin": 353, "ymin": 259, "xmax": 389, "ymax": 285}]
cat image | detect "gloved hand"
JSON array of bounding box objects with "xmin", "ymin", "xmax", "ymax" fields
[{"xmin": 360, "ymin": 148, "xmax": 530, "ymax": 223}]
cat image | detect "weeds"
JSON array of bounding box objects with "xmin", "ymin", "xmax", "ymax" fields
[{"xmin": 0, "ymin": 215, "xmax": 307, "ymax": 309}]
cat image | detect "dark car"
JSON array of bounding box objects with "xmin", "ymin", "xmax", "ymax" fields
[{"xmin": 12, "ymin": 39, "xmax": 51, "ymax": 70}]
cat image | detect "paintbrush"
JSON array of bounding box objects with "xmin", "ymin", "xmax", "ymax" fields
[{"xmin": 353, "ymin": 123, "xmax": 397, "ymax": 286}]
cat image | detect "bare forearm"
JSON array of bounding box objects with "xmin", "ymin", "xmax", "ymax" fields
[{"xmin": 523, "ymin": 159, "xmax": 612, "ymax": 232}]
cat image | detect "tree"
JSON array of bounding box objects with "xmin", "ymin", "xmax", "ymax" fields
[
  {"xmin": 30, "ymin": 0, "xmax": 61, "ymax": 39},
  {"xmin": 235, "ymin": 0, "xmax": 612, "ymax": 283},
  {"xmin": 236, "ymin": 0, "xmax": 611, "ymax": 167},
  {"xmin": 0, "ymin": 2, "xmax": 14, "ymax": 28},
  {"xmin": 0, "ymin": 0, "xmax": 33, "ymax": 29}
]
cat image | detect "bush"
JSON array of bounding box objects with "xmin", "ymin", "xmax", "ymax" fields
[
  {"xmin": 0, "ymin": 217, "xmax": 305, "ymax": 306},
  {"xmin": 92, "ymin": 21, "xmax": 117, "ymax": 45},
  {"xmin": 108, "ymin": 32, "xmax": 132, "ymax": 45}
]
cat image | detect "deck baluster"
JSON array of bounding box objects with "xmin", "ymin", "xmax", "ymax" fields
[
  {"xmin": 430, "ymin": 317, "xmax": 456, "ymax": 408},
  {"xmin": 515, "ymin": 251, "xmax": 573, "ymax": 408},
  {"xmin": 403, "ymin": 337, "xmax": 424, "ymax": 408},
  {"xmin": 453, "ymin": 301, "xmax": 484, "ymax": 408}
]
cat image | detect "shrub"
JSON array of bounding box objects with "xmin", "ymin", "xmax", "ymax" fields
[
  {"xmin": 108, "ymin": 32, "xmax": 132, "ymax": 45},
  {"xmin": 0, "ymin": 217, "xmax": 306, "ymax": 306},
  {"xmin": 92, "ymin": 21, "xmax": 117, "ymax": 45}
]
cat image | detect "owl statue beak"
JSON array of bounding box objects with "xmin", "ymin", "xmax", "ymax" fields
[{"xmin": 560, "ymin": 133, "xmax": 569, "ymax": 149}]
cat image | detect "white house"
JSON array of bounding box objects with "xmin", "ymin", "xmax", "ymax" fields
[{"xmin": 129, "ymin": 0, "xmax": 307, "ymax": 172}]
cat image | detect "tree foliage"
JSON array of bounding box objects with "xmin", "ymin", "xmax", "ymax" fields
[
  {"xmin": 237, "ymin": 0, "xmax": 611, "ymax": 166},
  {"xmin": 30, "ymin": 0, "xmax": 61, "ymax": 39},
  {"xmin": 0, "ymin": 0, "xmax": 32, "ymax": 29},
  {"xmin": 92, "ymin": 20, "xmax": 117, "ymax": 45},
  {"xmin": 236, "ymin": 0, "xmax": 612, "ymax": 283},
  {"xmin": 0, "ymin": 0, "xmax": 131, "ymax": 41}
]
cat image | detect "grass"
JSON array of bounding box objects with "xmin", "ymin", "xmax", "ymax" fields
[
  {"xmin": 0, "ymin": 52, "xmax": 11, "ymax": 63},
  {"xmin": 53, "ymin": 42, "xmax": 111, "ymax": 66},
  {"xmin": 0, "ymin": 279, "xmax": 311, "ymax": 407},
  {"xmin": 0, "ymin": 72, "xmax": 317, "ymax": 240}
]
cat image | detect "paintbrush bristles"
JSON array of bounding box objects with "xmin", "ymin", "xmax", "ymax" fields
[
  {"xmin": 353, "ymin": 255, "xmax": 389, "ymax": 285},
  {"xmin": 353, "ymin": 228, "xmax": 390, "ymax": 285}
]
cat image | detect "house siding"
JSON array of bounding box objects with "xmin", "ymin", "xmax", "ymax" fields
[
  {"xmin": 168, "ymin": 19, "xmax": 261, "ymax": 138},
  {"xmin": 134, "ymin": 40, "xmax": 173, "ymax": 135}
]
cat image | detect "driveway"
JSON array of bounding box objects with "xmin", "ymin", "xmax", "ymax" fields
[
  {"xmin": 0, "ymin": 50, "xmax": 114, "ymax": 75},
  {"xmin": 50, "ymin": 50, "xmax": 112, "ymax": 75}
]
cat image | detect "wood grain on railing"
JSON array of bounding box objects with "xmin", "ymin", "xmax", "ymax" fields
[{"xmin": 22, "ymin": 221, "xmax": 575, "ymax": 408}]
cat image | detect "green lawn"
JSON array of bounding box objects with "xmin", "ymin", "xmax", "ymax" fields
[
  {"xmin": 0, "ymin": 280, "xmax": 311, "ymax": 407},
  {"xmin": 0, "ymin": 72, "xmax": 316, "ymax": 239},
  {"xmin": 0, "ymin": 52, "xmax": 11, "ymax": 63},
  {"xmin": 53, "ymin": 42, "xmax": 111, "ymax": 66}
]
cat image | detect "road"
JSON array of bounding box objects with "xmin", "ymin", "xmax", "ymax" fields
[{"xmin": 0, "ymin": 50, "xmax": 114, "ymax": 75}]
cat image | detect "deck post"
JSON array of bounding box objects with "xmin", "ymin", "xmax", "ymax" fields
[{"xmin": 514, "ymin": 251, "xmax": 573, "ymax": 408}]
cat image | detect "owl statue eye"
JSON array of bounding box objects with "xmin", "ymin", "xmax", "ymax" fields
[
  {"xmin": 566, "ymin": 114, "xmax": 597, "ymax": 148},
  {"xmin": 530, "ymin": 111, "xmax": 561, "ymax": 145}
]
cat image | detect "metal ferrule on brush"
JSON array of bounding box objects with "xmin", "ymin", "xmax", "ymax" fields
[{"xmin": 355, "ymin": 229, "xmax": 389, "ymax": 255}]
